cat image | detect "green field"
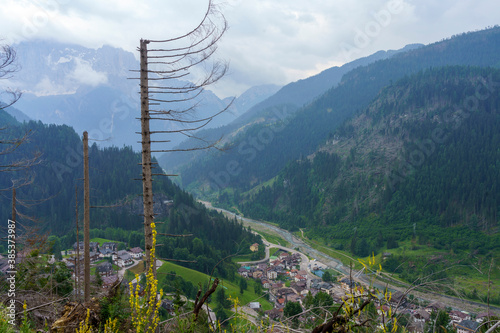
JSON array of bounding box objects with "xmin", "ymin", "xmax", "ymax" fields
[
  {"xmin": 258, "ymin": 231, "xmax": 290, "ymax": 248},
  {"xmin": 157, "ymin": 261, "xmax": 273, "ymax": 311},
  {"xmin": 300, "ymin": 233, "xmax": 500, "ymax": 306},
  {"xmin": 90, "ymin": 238, "xmax": 123, "ymax": 246},
  {"xmin": 297, "ymin": 235, "xmax": 364, "ymax": 271},
  {"xmin": 230, "ymin": 254, "xmax": 253, "ymax": 263}
]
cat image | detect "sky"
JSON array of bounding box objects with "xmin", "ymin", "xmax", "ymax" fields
[{"xmin": 1, "ymin": 0, "xmax": 499, "ymax": 98}]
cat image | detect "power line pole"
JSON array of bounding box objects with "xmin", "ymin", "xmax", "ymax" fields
[{"xmin": 83, "ymin": 131, "xmax": 90, "ymax": 302}]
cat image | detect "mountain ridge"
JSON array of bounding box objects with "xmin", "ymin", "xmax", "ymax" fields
[{"xmin": 178, "ymin": 26, "xmax": 500, "ymax": 196}]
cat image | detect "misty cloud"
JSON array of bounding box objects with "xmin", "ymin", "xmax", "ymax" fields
[
  {"xmin": 67, "ymin": 58, "xmax": 108, "ymax": 87},
  {"xmin": 1, "ymin": 0, "xmax": 499, "ymax": 97}
]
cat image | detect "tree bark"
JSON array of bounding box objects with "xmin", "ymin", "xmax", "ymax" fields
[
  {"xmin": 83, "ymin": 131, "xmax": 90, "ymax": 301},
  {"xmin": 140, "ymin": 39, "xmax": 155, "ymax": 277}
]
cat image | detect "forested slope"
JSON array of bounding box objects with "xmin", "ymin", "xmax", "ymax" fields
[
  {"xmin": 0, "ymin": 115, "xmax": 260, "ymax": 277},
  {"xmin": 180, "ymin": 26, "xmax": 500, "ymax": 195},
  {"xmin": 239, "ymin": 66, "xmax": 500, "ymax": 257}
]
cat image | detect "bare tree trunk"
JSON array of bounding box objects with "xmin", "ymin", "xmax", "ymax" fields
[
  {"xmin": 83, "ymin": 131, "xmax": 90, "ymax": 301},
  {"xmin": 135, "ymin": 2, "xmax": 228, "ymax": 279},
  {"xmin": 75, "ymin": 185, "xmax": 80, "ymax": 301},
  {"xmin": 139, "ymin": 39, "xmax": 155, "ymax": 277}
]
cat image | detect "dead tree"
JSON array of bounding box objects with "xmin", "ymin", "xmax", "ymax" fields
[
  {"xmin": 0, "ymin": 43, "xmax": 21, "ymax": 107},
  {"xmin": 75, "ymin": 185, "xmax": 80, "ymax": 301},
  {"xmin": 83, "ymin": 131, "xmax": 90, "ymax": 301},
  {"xmin": 0, "ymin": 43, "xmax": 39, "ymax": 186},
  {"xmin": 133, "ymin": 0, "xmax": 231, "ymax": 278}
]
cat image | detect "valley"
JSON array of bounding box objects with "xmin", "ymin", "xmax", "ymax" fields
[
  {"xmin": 1, "ymin": 21, "xmax": 500, "ymax": 332},
  {"xmin": 202, "ymin": 201, "xmax": 500, "ymax": 315}
]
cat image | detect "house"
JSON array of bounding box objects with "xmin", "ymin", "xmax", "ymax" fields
[
  {"xmin": 102, "ymin": 275, "xmax": 119, "ymax": 289},
  {"xmin": 425, "ymin": 302, "xmax": 445, "ymax": 314},
  {"xmin": 276, "ymin": 297, "xmax": 286, "ymax": 308},
  {"xmin": 261, "ymin": 279, "xmax": 271, "ymax": 289},
  {"xmin": 65, "ymin": 261, "xmax": 75, "ymax": 271},
  {"xmin": 454, "ymin": 320, "xmax": 479, "ymax": 333},
  {"xmin": 96, "ymin": 262, "xmax": 113, "ymax": 276},
  {"xmin": 238, "ymin": 267, "xmax": 250, "ymax": 278},
  {"xmin": 276, "ymin": 288, "xmax": 296, "ymax": 299},
  {"xmin": 413, "ymin": 309, "xmax": 430, "ymax": 323},
  {"xmin": 267, "ymin": 269, "xmax": 278, "ymax": 280},
  {"xmin": 252, "ymin": 270, "xmax": 263, "ymax": 279},
  {"xmin": 294, "ymin": 274, "xmax": 306, "ymax": 283},
  {"xmin": 101, "ymin": 242, "xmax": 117, "ymax": 251},
  {"xmin": 116, "ymin": 251, "xmax": 134, "ymax": 267},
  {"xmin": 82, "ymin": 252, "xmax": 100, "ymax": 263},
  {"xmin": 265, "ymin": 308, "xmax": 283, "ymax": 321},
  {"xmin": 475, "ymin": 311, "xmax": 496, "ymax": 323},
  {"xmin": 310, "ymin": 280, "xmax": 326, "ymax": 291},
  {"xmin": 129, "ymin": 247, "xmax": 144, "ymax": 259},
  {"xmin": 314, "ymin": 270, "xmax": 325, "ymax": 278},
  {"xmin": 289, "ymin": 269, "xmax": 298, "ymax": 277},
  {"xmin": 73, "ymin": 242, "xmax": 99, "ymax": 252},
  {"xmin": 388, "ymin": 291, "xmax": 406, "ymax": 308},
  {"xmin": 291, "ymin": 282, "xmax": 306, "ymax": 295},
  {"xmin": 287, "ymin": 294, "xmax": 301, "ymax": 303},
  {"xmin": 161, "ymin": 299, "xmax": 175, "ymax": 315},
  {"xmin": 340, "ymin": 277, "xmax": 358, "ymax": 292},
  {"xmin": 377, "ymin": 305, "xmax": 390, "ymax": 317},
  {"xmin": 271, "ymin": 282, "xmax": 284, "ymax": 291},
  {"xmin": 449, "ymin": 310, "xmax": 470, "ymax": 323},
  {"xmin": 249, "ymin": 302, "xmax": 261, "ymax": 309},
  {"xmin": 279, "ymin": 252, "xmax": 290, "ymax": 260},
  {"xmin": 258, "ymin": 263, "xmax": 268, "ymax": 271},
  {"xmin": 407, "ymin": 321, "xmax": 425, "ymax": 333},
  {"xmin": 250, "ymin": 243, "xmax": 259, "ymax": 252},
  {"xmin": 319, "ymin": 283, "xmax": 335, "ymax": 296},
  {"xmin": 99, "ymin": 248, "xmax": 114, "ymax": 258},
  {"xmin": 270, "ymin": 259, "xmax": 282, "ymax": 267}
]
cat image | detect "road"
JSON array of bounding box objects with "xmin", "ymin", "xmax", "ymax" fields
[
  {"xmin": 239, "ymin": 235, "xmax": 318, "ymax": 280},
  {"xmin": 200, "ymin": 201, "xmax": 500, "ymax": 315}
]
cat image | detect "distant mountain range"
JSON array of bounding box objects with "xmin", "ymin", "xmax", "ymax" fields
[{"xmin": 7, "ymin": 40, "xmax": 281, "ymax": 150}]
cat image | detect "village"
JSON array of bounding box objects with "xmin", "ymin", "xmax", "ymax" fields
[
  {"xmin": 237, "ymin": 243, "xmax": 493, "ymax": 333},
  {"xmin": 62, "ymin": 241, "xmax": 145, "ymax": 290},
  {"xmin": 0, "ymin": 239, "xmax": 495, "ymax": 332}
]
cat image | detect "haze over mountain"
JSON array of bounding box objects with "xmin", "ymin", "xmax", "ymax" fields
[
  {"xmin": 7, "ymin": 40, "xmax": 280, "ymax": 151},
  {"xmin": 158, "ymin": 44, "xmax": 422, "ymax": 172}
]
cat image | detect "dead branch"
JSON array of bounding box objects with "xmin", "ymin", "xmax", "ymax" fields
[{"xmin": 193, "ymin": 277, "xmax": 218, "ymax": 321}]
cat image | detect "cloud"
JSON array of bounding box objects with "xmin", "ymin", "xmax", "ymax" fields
[
  {"xmin": 67, "ymin": 58, "xmax": 108, "ymax": 87},
  {"xmin": 0, "ymin": 0, "xmax": 499, "ymax": 97},
  {"xmin": 33, "ymin": 76, "xmax": 73, "ymax": 96}
]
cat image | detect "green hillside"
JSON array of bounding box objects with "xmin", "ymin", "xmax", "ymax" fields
[
  {"xmin": 180, "ymin": 26, "xmax": 500, "ymax": 196},
  {"xmin": 237, "ymin": 66, "xmax": 500, "ymax": 303},
  {"xmin": 157, "ymin": 261, "xmax": 272, "ymax": 310},
  {"xmin": 0, "ymin": 118, "xmax": 261, "ymax": 279}
]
